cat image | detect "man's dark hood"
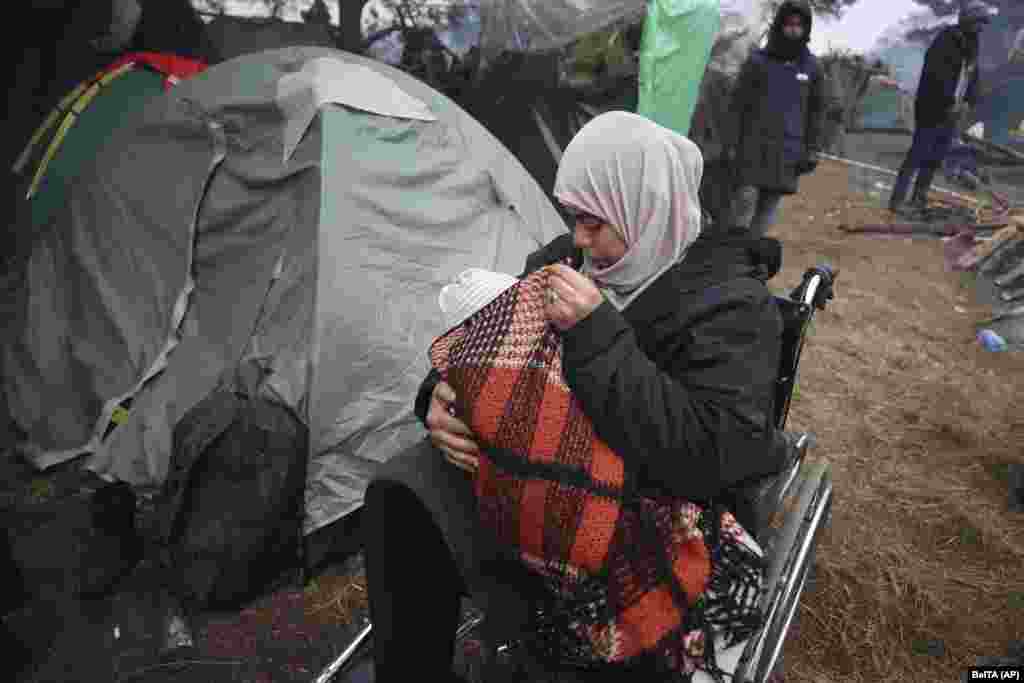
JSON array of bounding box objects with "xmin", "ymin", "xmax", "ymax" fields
[{"xmin": 766, "ymin": 0, "xmax": 814, "ymax": 61}]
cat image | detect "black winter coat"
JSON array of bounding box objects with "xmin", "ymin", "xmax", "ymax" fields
[
  {"xmin": 731, "ymin": 46, "xmax": 826, "ymax": 195},
  {"xmin": 914, "ymin": 24, "xmax": 980, "ymax": 128},
  {"xmin": 415, "ymin": 229, "xmax": 789, "ymax": 502}
]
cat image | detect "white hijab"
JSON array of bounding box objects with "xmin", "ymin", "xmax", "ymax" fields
[{"xmin": 553, "ymin": 111, "xmax": 704, "ymax": 310}]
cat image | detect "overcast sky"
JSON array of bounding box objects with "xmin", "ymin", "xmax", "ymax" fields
[{"xmin": 810, "ymin": 0, "xmax": 930, "ymax": 54}]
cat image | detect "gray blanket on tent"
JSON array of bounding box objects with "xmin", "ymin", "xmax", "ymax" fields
[{"xmin": 1, "ymin": 47, "xmax": 567, "ymax": 536}]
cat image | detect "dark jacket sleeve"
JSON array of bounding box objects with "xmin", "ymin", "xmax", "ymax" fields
[
  {"xmin": 413, "ymin": 233, "xmax": 578, "ymax": 427},
  {"xmin": 919, "ymin": 29, "xmax": 962, "ymax": 115},
  {"xmin": 805, "ymin": 57, "xmax": 826, "ymax": 154},
  {"xmin": 559, "ymin": 286, "xmax": 783, "ymax": 502},
  {"xmin": 729, "ymin": 55, "xmax": 759, "ymax": 152}
]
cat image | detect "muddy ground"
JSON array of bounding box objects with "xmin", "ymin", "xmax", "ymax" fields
[{"xmin": 3, "ymin": 158, "xmax": 1023, "ymax": 683}]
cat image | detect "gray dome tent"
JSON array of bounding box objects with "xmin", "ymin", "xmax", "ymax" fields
[{"xmin": 2, "ymin": 47, "xmax": 567, "ymax": 540}]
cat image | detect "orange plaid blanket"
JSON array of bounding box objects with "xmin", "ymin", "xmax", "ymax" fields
[{"xmin": 429, "ymin": 271, "xmax": 765, "ymax": 678}]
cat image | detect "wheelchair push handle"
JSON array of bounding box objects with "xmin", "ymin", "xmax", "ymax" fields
[{"xmin": 791, "ymin": 264, "xmax": 838, "ymax": 311}]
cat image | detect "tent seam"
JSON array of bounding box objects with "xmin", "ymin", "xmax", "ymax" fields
[{"xmin": 31, "ymin": 110, "xmax": 229, "ymax": 472}]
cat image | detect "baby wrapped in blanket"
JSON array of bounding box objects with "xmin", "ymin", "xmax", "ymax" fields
[{"xmin": 430, "ymin": 266, "xmax": 768, "ymax": 682}]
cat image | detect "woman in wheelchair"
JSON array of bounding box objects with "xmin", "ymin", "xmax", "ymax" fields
[{"xmin": 355, "ymin": 111, "xmax": 793, "ymax": 683}]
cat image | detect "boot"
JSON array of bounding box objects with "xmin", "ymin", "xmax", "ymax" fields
[
  {"xmin": 888, "ymin": 167, "xmax": 914, "ymax": 212},
  {"xmin": 910, "ymin": 165, "xmax": 938, "ymax": 211}
]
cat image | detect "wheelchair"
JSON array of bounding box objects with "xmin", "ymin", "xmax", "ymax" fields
[{"xmin": 317, "ymin": 265, "xmax": 839, "ymax": 683}]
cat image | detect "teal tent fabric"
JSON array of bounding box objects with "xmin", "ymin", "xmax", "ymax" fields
[{"xmin": 29, "ymin": 68, "xmax": 165, "ymax": 231}]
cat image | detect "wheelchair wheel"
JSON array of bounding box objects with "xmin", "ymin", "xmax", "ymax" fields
[
  {"xmin": 754, "ymin": 518, "xmax": 822, "ymax": 683},
  {"xmin": 769, "ymin": 543, "xmax": 815, "ymax": 680}
]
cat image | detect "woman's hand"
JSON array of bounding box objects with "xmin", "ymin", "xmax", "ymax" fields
[
  {"xmin": 425, "ymin": 380, "xmax": 480, "ymax": 474},
  {"xmin": 544, "ymin": 264, "xmax": 604, "ymax": 331}
]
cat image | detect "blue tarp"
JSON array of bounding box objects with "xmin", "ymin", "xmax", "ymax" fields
[
  {"xmin": 857, "ymin": 86, "xmax": 909, "ymax": 129},
  {"xmin": 975, "ymin": 76, "xmax": 1024, "ymax": 149}
]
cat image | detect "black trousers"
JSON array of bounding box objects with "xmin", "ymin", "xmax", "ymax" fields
[
  {"xmin": 890, "ymin": 124, "xmax": 956, "ymax": 206},
  {"xmin": 364, "ymin": 480, "xmax": 467, "ymax": 683},
  {"xmin": 362, "ymin": 481, "xmax": 669, "ymax": 683}
]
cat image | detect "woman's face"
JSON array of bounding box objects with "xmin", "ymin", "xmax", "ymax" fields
[{"xmin": 565, "ymin": 207, "xmax": 628, "ymax": 270}]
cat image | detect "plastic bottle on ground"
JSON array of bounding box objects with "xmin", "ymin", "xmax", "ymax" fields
[{"xmin": 977, "ymin": 328, "xmax": 1009, "ymax": 352}]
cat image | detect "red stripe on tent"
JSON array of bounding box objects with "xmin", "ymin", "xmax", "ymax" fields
[{"xmin": 104, "ymin": 52, "xmax": 208, "ymax": 90}]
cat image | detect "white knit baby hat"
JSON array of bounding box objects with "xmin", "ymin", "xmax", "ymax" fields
[{"xmin": 438, "ymin": 268, "xmax": 519, "ymax": 330}]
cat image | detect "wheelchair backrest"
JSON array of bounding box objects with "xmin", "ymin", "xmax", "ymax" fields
[
  {"xmin": 772, "ymin": 266, "xmax": 837, "ymax": 431},
  {"xmin": 772, "ymin": 296, "xmax": 814, "ymax": 431}
]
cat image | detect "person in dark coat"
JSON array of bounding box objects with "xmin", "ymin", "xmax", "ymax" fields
[
  {"xmin": 888, "ymin": 1, "xmax": 991, "ymax": 213},
  {"xmin": 729, "ymin": 0, "xmax": 825, "ymax": 237},
  {"xmin": 350, "ymin": 113, "xmax": 787, "ymax": 683}
]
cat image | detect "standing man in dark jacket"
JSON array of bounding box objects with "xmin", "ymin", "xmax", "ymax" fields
[
  {"xmin": 729, "ymin": 0, "xmax": 826, "ymax": 237},
  {"xmin": 889, "ymin": 1, "xmax": 991, "ymax": 213}
]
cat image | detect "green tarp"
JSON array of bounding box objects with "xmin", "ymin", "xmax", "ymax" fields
[{"xmin": 638, "ymin": 0, "xmax": 720, "ymax": 137}]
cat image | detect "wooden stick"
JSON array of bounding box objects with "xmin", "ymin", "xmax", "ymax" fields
[
  {"xmin": 841, "ymin": 222, "xmax": 968, "ymax": 236},
  {"xmin": 966, "ymin": 226, "xmax": 1022, "ymax": 266}
]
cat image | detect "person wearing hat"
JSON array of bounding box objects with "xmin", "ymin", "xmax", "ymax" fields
[
  {"xmin": 728, "ymin": 0, "xmax": 826, "ymax": 237},
  {"xmin": 889, "ymin": 0, "xmax": 992, "ymax": 214},
  {"xmin": 349, "ymin": 111, "xmax": 789, "ymax": 683}
]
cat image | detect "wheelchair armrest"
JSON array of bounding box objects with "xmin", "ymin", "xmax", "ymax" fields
[{"xmin": 726, "ymin": 432, "xmax": 815, "ymax": 544}]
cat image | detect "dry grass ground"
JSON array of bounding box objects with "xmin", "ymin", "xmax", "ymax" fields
[{"xmin": 772, "ymin": 160, "xmax": 1024, "ymax": 683}]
